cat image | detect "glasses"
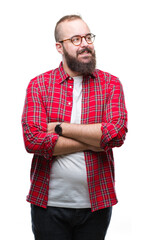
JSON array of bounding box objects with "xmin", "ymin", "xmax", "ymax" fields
[{"xmin": 59, "ymin": 33, "xmax": 96, "ymax": 46}]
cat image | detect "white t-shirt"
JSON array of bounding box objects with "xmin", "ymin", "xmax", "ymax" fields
[{"xmin": 48, "ymin": 76, "xmax": 91, "ymax": 208}]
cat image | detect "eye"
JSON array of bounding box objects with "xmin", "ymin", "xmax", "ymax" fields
[
  {"xmin": 72, "ymin": 36, "xmax": 81, "ymax": 43},
  {"xmin": 86, "ymin": 34, "xmax": 92, "ymax": 41}
]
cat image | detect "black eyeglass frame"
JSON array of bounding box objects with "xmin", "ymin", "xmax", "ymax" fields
[{"xmin": 58, "ymin": 33, "xmax": 96, "ymax": 46}]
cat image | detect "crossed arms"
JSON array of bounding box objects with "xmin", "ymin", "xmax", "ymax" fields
[{"xmin": 47, "ymin": 122, "xmax": 103, "ymax": 156}]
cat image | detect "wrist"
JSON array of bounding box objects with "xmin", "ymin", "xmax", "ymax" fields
[
  {"xmin": 55, "ymin": 122, "xmax": 62, "ymax": 136},
  {"xmin": 60, "ymin": 122, "xmax": 69, "ymax": 136}
]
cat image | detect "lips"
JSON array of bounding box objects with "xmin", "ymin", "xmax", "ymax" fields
[
  {"xmin": 80, "ymin": 51, "xmax": 90, "ymax": 55},
  {"xmin": 77, "ymin": 48, "xmax": 92, "ymax": 56}
]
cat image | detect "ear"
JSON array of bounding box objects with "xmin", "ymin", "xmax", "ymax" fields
[{"xmin": 56, "ymin": 42, "xmax": 64, "ymax": 55}]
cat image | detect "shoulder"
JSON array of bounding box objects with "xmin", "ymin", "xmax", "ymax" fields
[
  {"xmin": 30, "ymin": 67, "xmax": 58, "ymax": 85},
  {"xmin": 94, "ymin": 69, "xmax": 119, "ymax": 83},
  {"xmin": 27, "ymin": 67, "xmax": 59, "ymax": 91},
  {"xmin": 93, "ymin": 69, "xmax": 123, "ymax": 91}
]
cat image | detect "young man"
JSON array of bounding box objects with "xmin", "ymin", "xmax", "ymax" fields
[{"xmin": 22, "ymin": 15, "xmax": 128, "ymax": 240}]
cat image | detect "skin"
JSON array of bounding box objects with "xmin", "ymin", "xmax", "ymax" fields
[
  {"xmin": 48, "ymin": 122, "xmax": 103, "ymax": 156},
  {"xmin": 48, "ymin": 19, "xmax": 103, "ymax": 156}
]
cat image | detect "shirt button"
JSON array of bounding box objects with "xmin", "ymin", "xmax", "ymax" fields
[
  {"xmin": 69, "ymin": 86, "xmax": 72, "ymax": 89},
  {"xmin": 68, "ymin": 102, "xmax": 71, "ymax": 105}
]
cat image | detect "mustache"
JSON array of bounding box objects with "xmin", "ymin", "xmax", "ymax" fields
[{"xmin": 77, "ymin": 47, "xmax": 93, "ymax": 56}]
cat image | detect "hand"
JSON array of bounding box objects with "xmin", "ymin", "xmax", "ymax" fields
[{"xmin": 47, "ymin": 122, "xmax": 59, "ymax": 133}]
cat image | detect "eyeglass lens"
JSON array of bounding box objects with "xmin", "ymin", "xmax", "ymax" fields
[{"xmin": 71, "ymin": 34, "xmax": 95, "ymax": 45}]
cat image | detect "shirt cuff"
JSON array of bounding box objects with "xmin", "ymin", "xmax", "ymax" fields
[
  {"xmin": 43, "ymin": 133, "xmax": 59, "ymax": 159},
  {"xmin": 100, "ymin": 122, "xmax": 119, "ymax": 151}
]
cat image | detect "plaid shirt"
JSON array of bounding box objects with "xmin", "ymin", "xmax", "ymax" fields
[{"xmin": 22, "ymin": 62, "xmax": 128, "ymax": 212}]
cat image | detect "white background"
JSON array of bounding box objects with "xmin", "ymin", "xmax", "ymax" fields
[{"xmin": 0, "ymin": 0, "xmax": 149, "ymax": 239}]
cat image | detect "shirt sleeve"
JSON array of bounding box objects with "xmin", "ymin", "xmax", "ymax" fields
[
  {"xmin": 100, "ymin": 77, "xmax": 128, "ymax": 151},
  {"xmin": 21, "ymin": 78, "xmax": 59, "ymax": 159}
]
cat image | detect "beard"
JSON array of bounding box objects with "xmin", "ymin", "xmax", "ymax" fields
[{"xmin": 63, "ymin": 46, "xmax": 96, "ymax": 76}]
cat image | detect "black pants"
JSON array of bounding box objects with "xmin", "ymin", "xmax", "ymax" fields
[{"xmin": 31, "ymin": 205, "xmax": 112, "ymax": 240}]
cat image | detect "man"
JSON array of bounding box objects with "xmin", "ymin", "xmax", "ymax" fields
[{"xmin": 22, "ymin": 15, "xmax": 128, "ymax": 240}]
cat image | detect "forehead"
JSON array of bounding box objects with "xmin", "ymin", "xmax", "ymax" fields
[{"xmin": 60, "ymin": 19, "xmax": 90, "ymax": 39}]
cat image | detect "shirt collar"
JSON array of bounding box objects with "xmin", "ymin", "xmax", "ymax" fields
[
  {"xmin": 57, "ymin": 62, "xmax": 69, "ymax": 84},
  {"xmin": 57, "ymin": 61, "xmax": 96, "ymax": 84}
]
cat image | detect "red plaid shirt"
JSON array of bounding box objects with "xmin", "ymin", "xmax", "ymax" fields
[{"xmin": 22, "ymin": 62, "xmax": 128, "ymax": 212}]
